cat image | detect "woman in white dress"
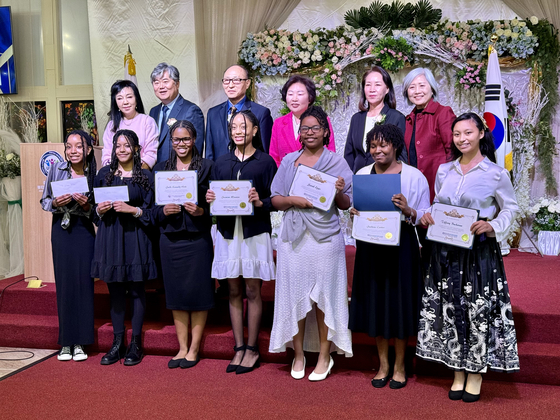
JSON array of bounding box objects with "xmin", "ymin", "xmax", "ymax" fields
[
  {"xmin": 269, "ymin": 105, "xmax": 353, "ymax": 381},
  {"xmin": 206, "ymin": 110, "xmax": 277, "ymax": 374}
]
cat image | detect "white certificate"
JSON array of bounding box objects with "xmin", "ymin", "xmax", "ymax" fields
[
  {"xmin": 209, "ymin": 180, "xmax": 254, "ymax": 216},
  {"xmin": 51, "ymin": 177, "xmax": 89, "ymax": 197},
  {"xmin": 426, "ymin": 203, "xmax": 479, "ymax": 249},
  {"xmin": 288, "ymin": 164, "xmax": 337, "ymax": 212},
  {"xmin": 93, "ymin": 186, "xmax": 130, "ymax": 203},
  {"xmin": 155, "ymin": 170, "xmax": 198, "ymax": 205},
  {"xmin": 352, "ymin": 211, "xmax": 402, "ymax": 246}
]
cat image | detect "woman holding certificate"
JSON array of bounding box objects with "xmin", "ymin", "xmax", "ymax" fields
[
  {"xmin": 269, "ymin": 105, "xmax": 353, "ymax": 382},
  {"xmin": 416, "ymin": 113, "xmax": 520, "ymax": 402},
  {"xmin": 206, "ymin": 110, "xmax": 277, "ymax": 374},
  {"xmin": 152, "ymin": 120, "xmax": 214, "ymax": 369},
  {"xmin": 349, "ymin": 124, "xmax": 430, "ymax": 389},
  {"xmin": 92, "ymin": 129, "xmax": 157, "ymax": 366},
  {"xmin": 40, "ymin": 130, "xmax": 97, "ymax": 362},
  {"xmin": 344, "ymin": 66, "xmax": 406, "ymax": 173}
]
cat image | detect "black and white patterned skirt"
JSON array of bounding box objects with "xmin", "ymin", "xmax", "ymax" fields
[{"xmin": 416, "ymin": 235, "xmax": 520, "ymax": 373}]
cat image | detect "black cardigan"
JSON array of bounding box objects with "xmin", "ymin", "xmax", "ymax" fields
[
  {"xmin": 151, "ymin": 158, "xmax": 214, "ymax": 234},
  {"xmin": 344, "ymin": 105, "xmax": 407, "ymax": 173},
  {"xmin": 211, "ymin": 149, "xmax": 277, "ymax": 239}
]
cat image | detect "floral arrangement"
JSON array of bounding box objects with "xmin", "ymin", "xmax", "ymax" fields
[
  {"xmin": 369, "ymin": 37, "xmax": 413, "ymax": 72},
  {"xmin": 0, "ymin": 149, "xmax": 21, "ymax": 179},
  {"xmin": 455, "ymin": 63, "xmax": 485, "ymax": 90},
  {"xmin": 530, "ymin": 197, "xmax": 560, "ymax": 233}
]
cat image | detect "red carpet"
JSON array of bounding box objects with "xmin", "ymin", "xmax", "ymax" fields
[
  {"xmin": 1, "ymin": 354, "xmax": 559, "ymax": 420},
  {"xmin": 1, "ymin": 249, "xmax": 559, "ymax": 385}
]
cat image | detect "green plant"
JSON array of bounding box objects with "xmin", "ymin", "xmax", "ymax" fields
[
  {"xmin": 370, "ymin": 37, "xmax": 413, "ymax": 72},
  {"xmin": 344, "ymin": 0, "xmax": 441, "ymax": 31},
  {"xmin": 530, "ymin": 197, "xmax": 560, "ymax": 233}
]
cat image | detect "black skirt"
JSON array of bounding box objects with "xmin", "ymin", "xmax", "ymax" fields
[
  {"xmin": 349, "ymin": 222, "xmax": 422, "ymax": 339},
  {"xmin": 51, "ymin": 214, "xmax": 95, "ymax": 346},
  {"xmin": 416, "ymin": 236, "xmax": 520, "ymax": 373},
  {"xmin": 160, "ymin": 231, "xmax": 214, "ymax": 311}
]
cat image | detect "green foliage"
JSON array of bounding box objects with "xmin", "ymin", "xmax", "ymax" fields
[
  {"xmin": 370, "ymin": 37, "xmax": 414, "ymax": 72},
  {"xmin": 344, "ymin": 0, "xmax": 441, "ymax": 31},
  {"xmin": 0, "ymin": 149, "xmax": 21, "ymax": 179}
]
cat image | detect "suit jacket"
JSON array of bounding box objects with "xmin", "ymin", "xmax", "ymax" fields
[
  {"xmin": 149, "ymin": 94, "xmax": 205, "ymax": 164},
  {"xmin": 205, "ymin": 98, "xmax": 273, "ymax": 161},
  {"xmin": 269, "ymin": 111, "xmax": 336, "ymax": 167},
  {"xmin": 404, "ymin": 98, "xmax": 456, "ymax": 202},
  {"xmin": 344, "ymin": 105, "xmax": 407, "ymax": 173}
]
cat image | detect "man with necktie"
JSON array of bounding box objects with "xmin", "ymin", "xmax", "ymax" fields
[
  {"xmin": 149, "ymin": 63, "xmax": 205, "ymax": 164},
  {"xmin": 205, "ymin": 65, "xmax": 273, "ymax": 161}
]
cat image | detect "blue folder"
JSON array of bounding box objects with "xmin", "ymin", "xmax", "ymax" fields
[{"xmin": 352, "ymin": 174, "xmax": 401, "ymax": 211}]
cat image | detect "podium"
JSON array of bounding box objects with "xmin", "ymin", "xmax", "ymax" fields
[{"xmin": 21, "ymin": 143, "xmax": 65, "ymax": 283}]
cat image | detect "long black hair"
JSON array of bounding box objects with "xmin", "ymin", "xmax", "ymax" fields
[
  {"xmin": 107, "ymin": 80, "xmax": 145, "ymax": 133},
  {"xmin": 365, "ymin": 123, "xmax": 404, "ymax": 159},
  {"xmin": 299, "ymin": 105, "xmax": 331, "ymax": 149},
  {"xmin": 104, "ymin": 129, "xmax": 151, "ymax": 190},
  {"xmin": 359, "ymin": 66, "xmax": 396, "ymax": 111},
  {"xmin": 450, "ymin": 112, "xmax": 496, "ymax": 163},
  {"xmin": 164, "ymin": 120, "xmax": 203, "ymax": 172},
  {"xmin": 63, "ymin": 130, "xmax": 97, "ymax": 190},
  {"xmin": 227, "ymin": 110, "xmax": 263, "ymax": 152}
]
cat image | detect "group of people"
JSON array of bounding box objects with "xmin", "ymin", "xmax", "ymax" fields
[{"xmin": 41, "ymin": 62, "xmax": 520, "ymax": 402}]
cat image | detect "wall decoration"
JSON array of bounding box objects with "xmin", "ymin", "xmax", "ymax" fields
[{"xmin": 61, "ymin": 100, "xmax": 99, "ymax": 145}]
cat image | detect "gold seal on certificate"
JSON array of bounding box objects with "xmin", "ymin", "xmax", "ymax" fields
[
  {"xmin": 288, "ymin": 164, "xmax": 337, "ymax": 212},
  {"xmin": 426, "ymin": 203, "xmax": 480, "ymax": 249},
  {"xmin": 209, "ymin": 180, "xmax": 254, "ymax": 216},
  {"xmin": 352, "ymin": 211, "xmax": 401, "ymax": 246},
  {"xmin": 154, "ymin": 170, "xmax": 198, "ymax": 205}
]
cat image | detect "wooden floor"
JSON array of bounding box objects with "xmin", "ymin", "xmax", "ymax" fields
[{"xmin": 0, "ymin": 347, "xmax": 56, "ymax": 380}]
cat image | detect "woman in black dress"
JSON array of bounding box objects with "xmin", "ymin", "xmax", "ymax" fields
[
  {"xmin": 344, "ymin": 66, "xmax": 406, "ymax": 173},
  {"xmin": 349, "ymin": 124, "xmax": 430, "ymax": 389},
  {"xmin": 206, "ymin": 110, "xmax": 277, "ymax": 374},
  {"xmin": 41, "ymin": 130, "xmax": 97, "ymax": 362},
  {"xmin": 152, "ymin": 120, "xmax": 214, "ymax": 369},
  {"xmin": 92, "ymin": 129, "xmax": 157, "ymax": 366}
]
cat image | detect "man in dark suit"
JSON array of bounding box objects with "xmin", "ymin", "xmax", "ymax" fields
[
  {"xmin": 149, "ymin": 63, "xmax": 205, "ymax": 164},
  {"xmin": 205, "ymin": 64, "xmax": 273, "ymax": 161}
]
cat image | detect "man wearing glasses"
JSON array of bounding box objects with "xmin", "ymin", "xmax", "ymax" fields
[
  {"xmin": 150, "ymin": 62, "xmax": 205, "ymax": 165},
  {"xmin": 205, "ymin": 65, "xmax": 273, "ymax": 161}
]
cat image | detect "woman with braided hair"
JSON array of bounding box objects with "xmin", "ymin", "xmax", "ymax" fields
[
  {"xmin": 92, "ymin": 129, "xmax": 157, "ymax": 367},
  {"xmin": 152, "ymin": 120, "xmax": 214, "ymax": 369},
  {"xmin": 41, "ymin": 130, "xmax": 97, "ymax": 362},
  {"xmin": 269, "ymin": 105, "xmax": 353, "ymax": 382}
]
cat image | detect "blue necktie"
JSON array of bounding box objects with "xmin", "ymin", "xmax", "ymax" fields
[{"xmin": 161, "ymin": 105, "xmax": 169, "ymax": 161}]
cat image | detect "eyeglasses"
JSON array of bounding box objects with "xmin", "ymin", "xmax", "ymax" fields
[
  {"xmin": 300, "ymin": 125, "xmax": 323, "ymax": 133},
  {"xmin": 171, "ymin": 137, "xmax": 194, "ymax": 145},
  {"xmin": 222, "ymin": 78, "xmax": 249, "ymax": 85}
]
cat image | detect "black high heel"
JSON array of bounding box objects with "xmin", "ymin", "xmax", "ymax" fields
[
  {"xmin": 236, "ymin": 344, "xmax": 260, "ymax": 375},
  {"xmin": 226, "ymin": 344, "xmax": 246, "ymax": 373},
  {"xmin": 449, "ymin": 376, "xmax": 468, "ymax": 401}
]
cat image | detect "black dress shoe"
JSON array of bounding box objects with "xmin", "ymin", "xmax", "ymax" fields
[
  {"xmin": 180, "ymin": 356, "xmax": 200, "ymax": 369},
  {"xmin": 371, "ymin": 374, "xmax": 391, "ymax": 388},
  {"xmin": 168, "ymin": 358, "xmax": 183, "ymax": 369},
  {"xmin": 462, "ymin": 391, "xmax": 480, "ymax": 403},
  {"xmin": 389, "ymin": 375, "xmax": 408, "ymax": 389},
  {"xmin": 235, "ymin": 345, "xmax": 260, "ymax": 375},
  {"xmin": 123, "ymin": 334, "xmax": 143, "ymax": 366},
  {"xmin": 100, "ymin": 333, "xmax": 125, "ymax": 366},
  {"xmin": 226, "ymin": 344, "xmax": 246, "ymax": 373}
]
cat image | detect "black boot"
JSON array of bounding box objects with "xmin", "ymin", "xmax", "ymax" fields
[
  {"xmin": 100, "ymin": 333, "xmax": 125, "ymax": 365},
  {"xmin": 123, "ymin": 334, "xmax": 143, "ymax": 366}
]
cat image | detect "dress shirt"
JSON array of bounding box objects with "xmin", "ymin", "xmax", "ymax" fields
[
  {"xmin": 432, "ymin": 157, "xmax": 519, "ymax": 242},
  {"xmin": 227, "ymin": 96, "xmax": 247, "ymax": 119}
]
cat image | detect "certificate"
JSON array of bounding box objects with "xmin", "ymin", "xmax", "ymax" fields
[
  {"xmin": 426, "ymin": 203, "xmax": 479, "ymax": 249},
  {"xmin": 352, "ymin": 211, "xmax": 401, "ymax": 246},
  {"xmin": 154, "ymin": 170, "xmax": 198, "ymax": 205},
  {"xmin": 209, "ymin": 180, "xmax": 254, "ymax": 216},
  {"xmin": 352, "ymin": 174, "xmax": 400, "ymax": 211},
  {"xmin": 51, "ymin": 177, "xmax": 89, "ymax": 197},
  {"xmin": 93, "ymin": 186, "xmax": 130, "ymax": 203},
  {"xmin": 288, "ymin": 164, "xmax": 337, "ymax": 212}
]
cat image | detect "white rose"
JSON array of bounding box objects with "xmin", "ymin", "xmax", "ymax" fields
[
  {"xmin": 312, "ymin": 35, "xmax": 319, "ymax": 42},
  {"xmin": 542, "ymin": 198, "xmax": 550, "ymax": 207},
  {"xmin": 511, "ymin": 32, "xmax": 519, "ymax": 39},
  {"xmin": 496, "ymin": 29, "xmax": 504, "ymax": 36},
  {"xmin": 530, "ymin": 16, "xmax": 539, "ymax": 25},
  {"xmin": 504, "ymin": 29, "xmax": 512, "ymax": 37},
  {"xmin": 519, "ymin": 21, "xmax": 526, "ymax": 27},
  {"xmin": 530, "ymin": 204, "xmax": 540, "ymax": 214},
  {"xmin": 332, "ymin": 56, "xmax": 339, "ymax": 64},
  {"xmin": 526, "ymin": 30, "xmax": 533, "ymax": 37},
  {"xmin": 511, "ymin": 18, "xmax": 519, "ymax": 26},
  {"xmin": 548, "ymin": 204, "xmax": 556, "ymax": 213},
  {"xmin": 6, "ymin": 153, "xmax": 14, "ymax": 161}
]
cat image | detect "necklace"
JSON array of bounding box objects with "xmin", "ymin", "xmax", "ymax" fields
[{"xmin": 177, "ymin": 161, "xmax": 191, "ymax": 171}]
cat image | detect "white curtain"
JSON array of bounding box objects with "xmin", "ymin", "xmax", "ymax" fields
[
  {"xmin": 501, "ymin": 0, "xmax": 560, "ymax": 28},
  {"xmin": 193, "ymin": 0, "xmax": 301, "ymax": 111}
]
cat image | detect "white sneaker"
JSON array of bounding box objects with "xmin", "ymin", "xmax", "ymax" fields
[
  {"xmin": 72, "ymin": 345, "xmax": 88, "ymax": 361},
  {"xmin": 57, "ymin": 346, "xmax": 72, "ymax": 361}
]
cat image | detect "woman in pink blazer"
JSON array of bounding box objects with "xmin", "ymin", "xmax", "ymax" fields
[{"xmin": 269, "ymin": 75, "xmax": 335, "ymax": 166}]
